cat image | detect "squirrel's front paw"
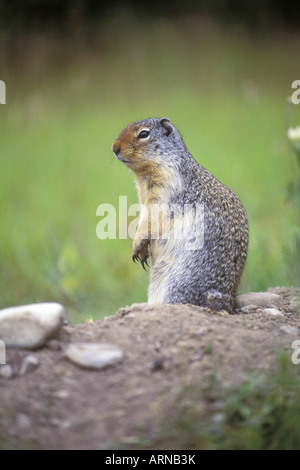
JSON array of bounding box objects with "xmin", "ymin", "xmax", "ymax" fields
[{"xmin": 132, "ymin": 238, "xmax": 150, "ymax": 271}]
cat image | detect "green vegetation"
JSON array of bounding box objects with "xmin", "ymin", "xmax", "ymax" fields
[
  {"xmin": 141, "ymin": 352, "xmax": 300, "ymax": 450},
  {"xmin": 0, "ymin": 16, "xmax": 299, "ymax": 322}
]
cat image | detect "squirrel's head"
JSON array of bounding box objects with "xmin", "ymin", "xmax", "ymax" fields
[{"xmin": 112, "ymin": 118, "xmax": 186, "ymax": 173}]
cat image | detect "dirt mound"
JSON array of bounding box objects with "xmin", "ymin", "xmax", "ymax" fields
[{"xmin": 0, "ymin": 287, "xmax": 299, "ymax": 450}]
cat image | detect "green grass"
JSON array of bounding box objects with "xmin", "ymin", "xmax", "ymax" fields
[
  {"xmin": 0, "ymin": 16, "xmax": 300, "ymax": 322},
  {"xmin": 139, "ymin": 352, "xmax": 300, "ymax": 450}
]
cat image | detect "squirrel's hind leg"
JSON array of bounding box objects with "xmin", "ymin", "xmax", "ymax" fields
[{"xmin": 206, "ymin": 290, "xmax": 237, "ymax": 315}]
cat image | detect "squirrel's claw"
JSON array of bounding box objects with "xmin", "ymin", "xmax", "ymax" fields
[
  {"xmin": 132, "ymin": 254, "xmax": 139, "ymax": 264},
  {"xmin": 132, "ymin": 253, "xmax": 150, "ymax": 271},
  {"xmin": 132, "ymin": 238, "xmax": 150, "ymax": 270},
  {"xmin": 141, "ymin": 256, "xmax": 150, "ymax": 271}
]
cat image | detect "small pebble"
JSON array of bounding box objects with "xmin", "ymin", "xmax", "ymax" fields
[
  {"xmin": 65, "ymin": 343, "xmax": 124, "ymax": 370},
  {"xmin": 0, "ymin": 364, "xmax": 14, "ymax": 379},
  {"xmin": 262, "ymin": 308, "xmax": 284, "ymax": 317},
  {"xmin": 19, "ymin": 355, "xmax": 40, "ymax": 376},
  {"xmin": 280, "ymin": 325, "xmax": 298, "ymax": 335}
]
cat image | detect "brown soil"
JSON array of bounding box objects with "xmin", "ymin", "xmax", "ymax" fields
[{"xmin": 0, "ymin": 287, "xmax": 299, "ymax": 450}]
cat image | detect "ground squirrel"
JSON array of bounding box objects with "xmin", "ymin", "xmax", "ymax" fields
[{"xmin": 112, "ymin": 118, "xmax": 248, "ymax": 313}]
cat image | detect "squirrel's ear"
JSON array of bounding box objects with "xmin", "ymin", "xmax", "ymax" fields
[{"xmin": 160, "ymin": 118, "xmax": 173, "ymax": 136}]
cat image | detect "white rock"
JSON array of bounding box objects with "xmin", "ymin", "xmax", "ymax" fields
[
  {"xmin": 280, "ymin": 326, "xmax": 298, "ymax": 335},
  {"xmin": 262, "ymin": 308, "xmax": 284, "ymax": 317},
  {"xmin": 19, "ymin": 355, "xmax": 40, "ymax": 375},
  {"xmin": 0, "ymin": 303, "xmax": 65, "ymax": 349},
  {"xmin": 65, "ymin": 343, "xmax": 124, "ymax": 370},
  {"xmin": 240, "ymin": 304, "xmax": 257, "ymax": 313},
  {"xmin": 52, "ymin": 390, "xmax": 70, "ymax": 399},
  {"xmin": 0, "ymin": 364, "xmax": 14, "ymax": 379},
  {"xmin": 237, "ymin": 292, "xmax": 284, "ymax": 309},
  {"xmin": 50, "ymin": 418, "xmax": 71, "ymax": 429}
]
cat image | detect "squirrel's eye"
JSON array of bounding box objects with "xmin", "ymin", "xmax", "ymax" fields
[{"xmin": 138, "ymin": 130, "xmax": 150, "ymax": 139}]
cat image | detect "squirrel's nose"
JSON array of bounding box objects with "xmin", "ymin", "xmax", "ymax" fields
[{"xmin": 112, "ymin": 140, "xmax": 121, "ymax": 156}]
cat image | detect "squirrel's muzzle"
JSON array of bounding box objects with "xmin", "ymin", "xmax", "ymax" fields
[
  {"xmin": 112, "ymin": 139, "xmax": 132, "ymax": 164},
  {"xmin": 112, "ymin": 140, "xmax": 121, "ymax": 156}
]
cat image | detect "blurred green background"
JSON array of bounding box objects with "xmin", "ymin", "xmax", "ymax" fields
[{"xmin": 0, "ymin": 1, "xmax": 299, "ymax": 323}]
